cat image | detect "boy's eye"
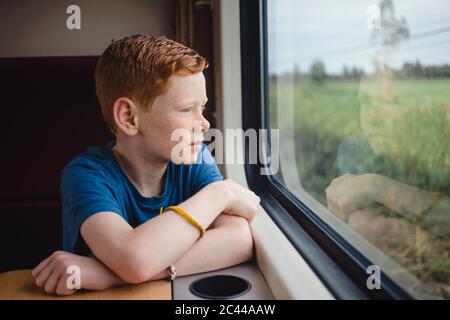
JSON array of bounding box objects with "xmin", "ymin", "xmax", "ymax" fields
[{"xmin": 181, "ymin": 106, "xmax": 206, "ymax": 113}]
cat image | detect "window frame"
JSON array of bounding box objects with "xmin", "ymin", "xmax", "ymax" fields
[{"xmin": 239, "ymin": 0, "xmax": 414, "ymax": 300}]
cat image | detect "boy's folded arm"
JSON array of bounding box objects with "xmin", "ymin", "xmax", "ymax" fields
[{"xmin": 80, "ymin": 180, "xmax": 231, "ymax": 284}]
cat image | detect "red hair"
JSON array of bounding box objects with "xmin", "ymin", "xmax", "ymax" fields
[{"xmin": 95, "ymin": 35, "xmax": 208, "ymax": 132}]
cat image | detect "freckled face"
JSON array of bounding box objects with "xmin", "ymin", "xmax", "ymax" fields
[{"xmin": 136, "ymin": 72, "xmax": 210, "ymax": 164}]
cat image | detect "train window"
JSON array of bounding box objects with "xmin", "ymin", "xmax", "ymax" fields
[{"xmin": 265, "ymin": 0, "xmax": 449, "ymax": 299}]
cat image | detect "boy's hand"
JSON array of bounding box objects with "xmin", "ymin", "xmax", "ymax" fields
[
  {"xmin": 325, "ymin": 173, "xmax": 379, "ymax": 221},
  {"xmin": 219, "ymin": 179, "xmax": 260, "ymax": 224},
  {"xmin": 31, "ymin": 251, "xmax": 124, "ymax": 296}
]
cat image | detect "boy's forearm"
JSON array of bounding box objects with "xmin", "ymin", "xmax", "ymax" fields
[
  {"xmin": 374, "ymin": 174, "xmax": 438, "ymax": 217},
  {"xmin": 104, "ymin": 222, "xmax": 254, "ymax": 286},
  {"xmin": 373, "ymin": 175, "xmax": 449, "ymax": 237},
  {"xmin": 127, "ymin": 180, "xmax": 231, "ymax": 281},
  {"xmin": 169, "ymin": 222, "xmax": 254, "ymax": 277}
]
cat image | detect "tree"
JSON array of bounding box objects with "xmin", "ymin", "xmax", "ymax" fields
[
  {"xmin": 310, "ymin": 59, "xmax": 326, "ymax": 84},
  {"xmin": 351, "ymin": 67, "xmax": 365, "ymax": 80},
  {"xmin": 413, "ymin": 60, "xmax": 423, "ymax": 78},
  {"xmin": 371, "ymin": 0, "xmax": 409, "ymax": 100},
  {"xmin": 342, "ymin": 65, "xmax": 350, "ymax": 79}
]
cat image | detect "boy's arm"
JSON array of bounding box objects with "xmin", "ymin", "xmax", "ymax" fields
[
  {"xmin": 167, "ymin": 214, "xmax": 254, "ymax": 277},
  {"xmin": 32, "ymin": 213, "xmax": 253, "ymax": 295},
  {"xmin": 80, "ymin": 179, "xmax": 258, "ymax": 284},
  {"xmin": 31, "ymin": 179, "xmax": 257, "ymax": 295}
]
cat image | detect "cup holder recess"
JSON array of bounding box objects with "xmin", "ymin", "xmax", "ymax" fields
[{"xmin": 189, "ymin": 275, "xmax": 251, "ymax": 299}]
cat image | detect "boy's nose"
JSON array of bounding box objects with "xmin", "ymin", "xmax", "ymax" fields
[
  {"xmin": 193, "ymin": 117, "xmax": 210, "ymax": 134},
  {"xmin": 201, "ymin": 116, "xmax": 210, "ymax": 133}
]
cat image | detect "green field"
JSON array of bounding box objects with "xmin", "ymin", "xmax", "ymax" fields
[{"xmin": 269, "ymin": 78, "xmax": 450, "ymax": 298}]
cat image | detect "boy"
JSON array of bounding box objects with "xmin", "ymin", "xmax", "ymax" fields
[{"xmin": 31, "ymin": 35, "xmax": 260, "ymax": 296}]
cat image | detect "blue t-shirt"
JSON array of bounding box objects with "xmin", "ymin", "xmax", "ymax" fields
[{"xmin": 61, "ymin": 141, "xmax": 223, "ymax": 255}]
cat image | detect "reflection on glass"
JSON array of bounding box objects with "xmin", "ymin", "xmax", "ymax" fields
[{"xmin": 267, "ymin": 0, "xmax": 450, "ymax": 299}]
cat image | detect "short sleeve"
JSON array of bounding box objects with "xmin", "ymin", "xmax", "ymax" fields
[
  {"xmin": 189, "ymin": 144, "xmax": 224, "ymax": 195},
  {"xmin": 61, "ymin": 160, "xmax": 124, "ymax": 253}
]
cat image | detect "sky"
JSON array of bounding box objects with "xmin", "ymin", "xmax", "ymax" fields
[{"xmin": 267, "ymin": 0, "xmax": 450, "ymax": 75}]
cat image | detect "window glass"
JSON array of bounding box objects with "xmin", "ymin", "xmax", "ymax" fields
[{"xmin": 266, "ymin": 0, "xmax": 450, "ymax": 299}]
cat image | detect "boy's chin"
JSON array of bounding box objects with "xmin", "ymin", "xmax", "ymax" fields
[{"xmin": 170, "ymin": 149, "xmax": 200, "ymax": 165}]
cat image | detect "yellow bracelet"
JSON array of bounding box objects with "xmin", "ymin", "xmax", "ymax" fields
[{"xmin": 164, "ymin": 205, "xmax": 205, "ymax": 238}]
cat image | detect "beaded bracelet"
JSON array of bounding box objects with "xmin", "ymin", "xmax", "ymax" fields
[{"xmin": 167, "ymin": 264, "xmax": 176, "ymax": 281}]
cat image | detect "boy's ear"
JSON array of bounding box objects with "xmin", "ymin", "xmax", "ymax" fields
[{"xmin": 112, "ymin": 97, "xmax": 139, "ymax": 136}]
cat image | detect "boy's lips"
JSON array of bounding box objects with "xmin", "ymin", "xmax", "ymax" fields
[{"xmin": 190, "ymin": 140, "xmax": 203, "ymax": 150}]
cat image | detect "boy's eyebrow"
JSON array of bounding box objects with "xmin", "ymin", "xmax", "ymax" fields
[{"xmin": 178, "ymin": 98, "xmax": 208, "ymax": 106}]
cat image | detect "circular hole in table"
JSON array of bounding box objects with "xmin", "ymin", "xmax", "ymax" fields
[{"xmin": 189, "ymin": 275, "xmax": 252, "ymax": 299}]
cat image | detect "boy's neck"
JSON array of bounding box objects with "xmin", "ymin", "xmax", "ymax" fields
[{"xmin": 112, "ymin": 142, "xmax": 167, "ymax": 198}]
